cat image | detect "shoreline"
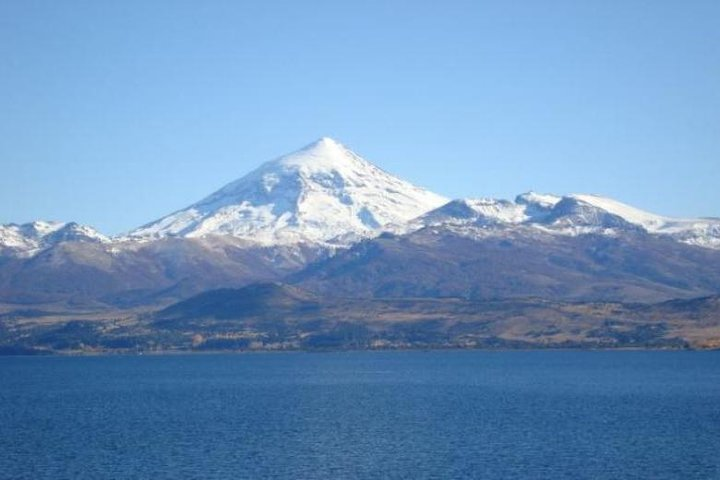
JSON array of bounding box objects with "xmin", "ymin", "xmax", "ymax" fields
[{"xmin": 2, "ymin": 344, "xmax": 717, "ymax": 358}]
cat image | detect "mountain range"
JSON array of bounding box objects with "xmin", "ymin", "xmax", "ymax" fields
[
  {"xmin": 2, "ymin": 138, "xmax": 719, "ymax": 352},
  {"xmin": 5, "ymin": 138, "xmax": 719, "ymax": 257}
]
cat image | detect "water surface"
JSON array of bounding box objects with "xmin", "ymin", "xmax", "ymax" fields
[{"xmin": 1, "ymin": 351, "xmax": 719, "ymax": 479}]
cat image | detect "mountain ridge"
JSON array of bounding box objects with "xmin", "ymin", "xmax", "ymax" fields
[{"xmin": 400, "ymin": 191, "xmax": 720, "ymax": 249}]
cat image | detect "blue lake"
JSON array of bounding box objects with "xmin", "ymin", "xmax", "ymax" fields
[{"xmin": 1, "ymin": 351, "xmax": 719, "ymax": 479}]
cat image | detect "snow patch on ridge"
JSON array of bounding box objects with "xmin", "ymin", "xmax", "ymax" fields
[
  {"xmin": 569, "ymin": 194, "xmax": 720, "ymax": 248},
  {"xmin": 0, "ymin": 221, "xmax": 109, "ymax": 257},
  {"xmin": 408, "ymin": 192, "xmax": 720, "ymax": 249}
]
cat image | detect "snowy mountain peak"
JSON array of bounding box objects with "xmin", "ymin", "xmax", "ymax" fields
[
  {"xmin": 269, "ymin": 137, "xmax": 354, "ymax": 170},
  {"xmin": 129, "ymin": 139, "xmax": 449, "ymax": 245},
  {"xmin": 252, "ymin": 137, "xmax": 385, "ymax": 181},
  {"xmin": 307, "ymin": 136, "xmax": 344, "ymax": 150},
  {"xmin": 565, "ymin": 194, "xmax": 720, "ymax": 248},
  {"xmin": 0, "ymin": 221, "xmax": 108, "ymax": 257},
  {"xmin": 515, "ymin": 191, "xmax": 561, "ymax": 209},
  {"xmin": 417, "ymin": 199, "xmax": 526, "ymax": 226},
  {"xmin": 408, "ymin": 192, "xmax": 720, "ymax": 249}
]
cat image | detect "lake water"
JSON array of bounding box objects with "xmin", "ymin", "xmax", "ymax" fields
[{"xmin": 1, "ymin": 351, "xmax": 719, "ymax": 479}]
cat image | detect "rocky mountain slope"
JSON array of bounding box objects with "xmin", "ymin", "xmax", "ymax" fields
[
  {"xmin": 0, "ymin": 237, "xmax": 327, "ymax": 307},
  {"xmin": 292, "ymin": 226, "xmax": 720, "ymax": 303}
]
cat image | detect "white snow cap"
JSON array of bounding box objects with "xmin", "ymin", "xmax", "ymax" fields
[{"xmin": 128, "ymin": 137, "xmax": 449, "ymax": 245}]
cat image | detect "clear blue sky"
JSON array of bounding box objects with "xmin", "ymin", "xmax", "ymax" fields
[{"xmin": 1, "ymin": 0, "xmax": 718, "ymax": 234}]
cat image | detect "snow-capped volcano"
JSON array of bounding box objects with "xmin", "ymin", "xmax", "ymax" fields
[{"xmin": 128, "ymin": 137, "xmax": 448, "ymax": 245}]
